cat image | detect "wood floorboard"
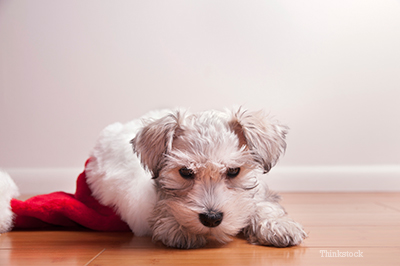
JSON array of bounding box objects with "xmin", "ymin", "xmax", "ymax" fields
[
  {"xmin": 0, "ymin": 248, "xmax": 103, "ymax": 266},
  {"xmin": 1, "ymin": 192, "xmax": 399, "ymax": 265},
  {"xmin": 90, "ymin": 247, "xmax": 400, "ymax": 266}
]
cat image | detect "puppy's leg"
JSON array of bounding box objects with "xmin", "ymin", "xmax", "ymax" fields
[
  {"xmin": 149, "ymin": 204, "xmax": 207, "ymax": 249},
  {"xmin": 244, "ymin": 201, "xmax": 307, "ymax": 247}
]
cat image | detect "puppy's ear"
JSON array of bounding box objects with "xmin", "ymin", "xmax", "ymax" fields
[
  {"xmin": 229, "ymin": 109, "xmax": 288, "ymax": 173},
  {"xmin": 131, "ymin": 111, "xmax": 183, "ymax": 178}
]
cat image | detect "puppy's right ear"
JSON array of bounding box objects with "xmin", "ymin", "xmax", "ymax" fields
[{"xmin": 130, "ymin": 112, "xmax": 183, "ymax": 178}]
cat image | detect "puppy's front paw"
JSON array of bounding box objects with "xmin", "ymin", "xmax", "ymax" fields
[
  {"xmin": 152, "ymin": 221, "xmax": 207, "ymax": 249},
  {"xmin": 246, "ymin": 218, "xmax": 307, "ymax": 247},
  {"xmin": 157, "ymin": 230, "xmax": 207, "ymax": 249}
]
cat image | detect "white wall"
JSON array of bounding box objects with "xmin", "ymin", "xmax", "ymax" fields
[{"xmin": 1, "ymin": 0, "xmax": 399, "ymax": 193}]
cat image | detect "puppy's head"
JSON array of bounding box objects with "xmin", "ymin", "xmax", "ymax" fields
[{"xmin": 131, "ymin": 108, "xmax": 288, "ymax": 246}]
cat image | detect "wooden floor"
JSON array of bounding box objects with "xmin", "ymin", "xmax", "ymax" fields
[{"xmin": 1, "ymin": 193, "xmax": 400, "ymax": 265}]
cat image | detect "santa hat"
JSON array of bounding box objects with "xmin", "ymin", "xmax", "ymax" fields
[
  {"xmin": 0, "ymin": 170, "xmax": 19, "ymax": 233},
  {"xmin": 0, "ymin": 160, "xmax": 130, "ymax": 233}
]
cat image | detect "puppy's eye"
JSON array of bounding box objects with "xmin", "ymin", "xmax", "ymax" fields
[
  {"xmin": 179, "ymin": 167, "xmax": 195, "ymax": 179},
  {"xmin": 226, "ymin": 167, "xmax": 240, "ymax": 178}
]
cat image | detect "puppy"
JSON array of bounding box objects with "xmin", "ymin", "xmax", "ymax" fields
[{"xmin": 85, "ymin": 108, "xmax": 307, "ymax": 249}]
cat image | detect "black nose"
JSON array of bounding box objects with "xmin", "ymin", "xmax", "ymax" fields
[{"xmin": 199, "ymin": 211, "xmax": 223, "ymax": 227}]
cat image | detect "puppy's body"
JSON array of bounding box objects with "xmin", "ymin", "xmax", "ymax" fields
[
  {"xmin": 86, "ymin": 108, "xmax": 307, "ymax": 249},
  {"xmin": 86, "ymin": 110, "xmax": 166, "ymax": 236}
]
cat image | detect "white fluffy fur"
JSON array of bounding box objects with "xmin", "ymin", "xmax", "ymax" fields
[
  {"xmin": 86, "ymin": 108, "xmax": 307, "ymax": 249},
  {"xmin": 0, "ymin": 170, "xmax": 20, "ymax": 233},
  {"xmin": 85, "ymin": 110, "xmax": 171, "ymax": 235}
]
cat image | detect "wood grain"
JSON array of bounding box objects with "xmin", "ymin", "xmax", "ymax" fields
[{"xmin": 1, "ymin": 193, "xmax": 399, "ymax": 266}]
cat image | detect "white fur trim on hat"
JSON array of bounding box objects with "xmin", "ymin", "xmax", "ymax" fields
[{"xmin": 0, "ymin": 170, "xmax": 20, "ymax": 233}]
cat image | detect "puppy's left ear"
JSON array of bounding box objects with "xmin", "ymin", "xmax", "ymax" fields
[
  {"xmin": 131, "ymin": 111, "xmax": 183, "ymax": 178},
  {"xmin": 229, "ymin": 109, "xmax": 289, "ymax": 173}
]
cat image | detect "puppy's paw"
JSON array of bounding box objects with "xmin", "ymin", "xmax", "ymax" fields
[
  {"xmin": 245, "ymin": 218, "xmax": 307, "ymax": 247},
  {"xmin": 151, "ymin": 220, "xmax": 207, "ymax": 249},
  {"xmin": 155, "ymin": 229, "xmax": 207, "ymax": 249}
]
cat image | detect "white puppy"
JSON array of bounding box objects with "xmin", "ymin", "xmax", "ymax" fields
[{"xmin": 85, "ymin": 108, "xmax": 307, "ymax": 249}]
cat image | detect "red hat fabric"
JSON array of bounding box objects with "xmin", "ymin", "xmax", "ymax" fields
[{"xmin": 10, "ymin": 161, "xmax": 130, "ymax": 232}]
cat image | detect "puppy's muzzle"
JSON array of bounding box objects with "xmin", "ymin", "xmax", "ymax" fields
[{"xmin": 199, "ymin": 211, "xmax": 223, "ymax": 228}]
